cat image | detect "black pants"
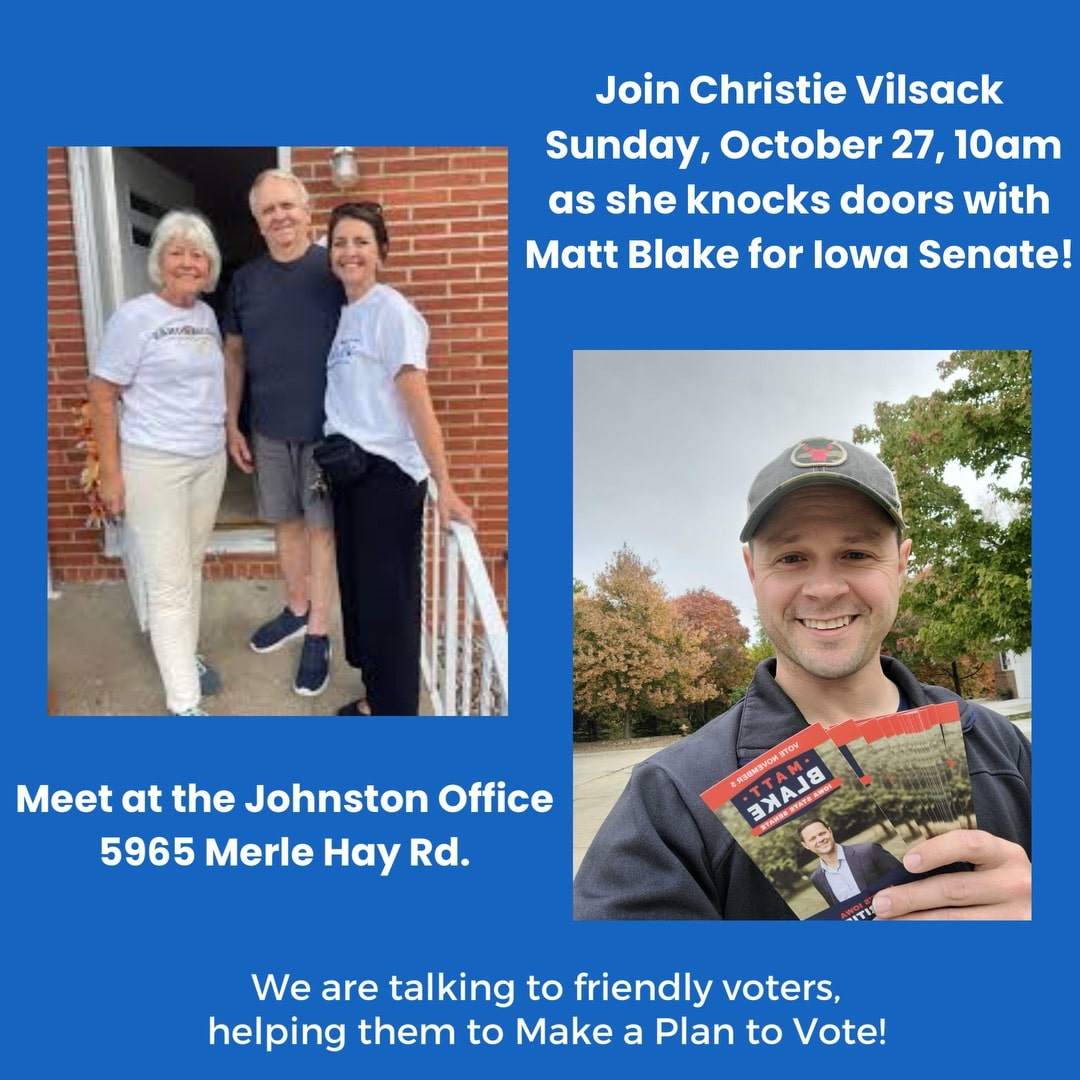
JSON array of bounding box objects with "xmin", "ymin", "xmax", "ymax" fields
[{"xmin": 331, "ymin": 455, "xmax": 427, "ymax": 715}]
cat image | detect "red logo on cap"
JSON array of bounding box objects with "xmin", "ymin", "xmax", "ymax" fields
[{"xmin": 791, "ymin": 438, "xmax": 847, "ymax": 467}]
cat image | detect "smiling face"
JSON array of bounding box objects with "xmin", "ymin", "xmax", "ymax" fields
[
  {"xmin": 252, "ymin": 175, "xmax": 311, "ymax": 261},
  {"xmin": 330, "ymin": 217, "xmax": 381, "ymax": 301},
  {"xmin": 157, "ymin": 240, "xmax": 212, "ymax": 306},
  {"xmin": 744, "ymin": 485, "xmax": 911, "ymax": 686},
  {"xmin": 799, "ymin": 821, "xmax": 837, "ymax": 858}
]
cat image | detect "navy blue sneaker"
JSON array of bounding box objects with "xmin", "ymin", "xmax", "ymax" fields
[
  {"xmin": 294, "ymin": 634, "xmax": 331, "ymax": 696},
  {"xmin": 250, "ymin": 607, "xmax": 308, "ymax": 653},
  {"xmin": 196, "ymin": 655, "xmax": 222, "ymax": 696}
]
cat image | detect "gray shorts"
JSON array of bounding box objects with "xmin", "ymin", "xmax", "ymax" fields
[{"xmin": 251, "ymin": 431, "xmax": 333, "ymax": 529}]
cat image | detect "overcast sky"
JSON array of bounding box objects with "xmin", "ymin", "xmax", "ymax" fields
[{"xmin": 573, "ymin": 350, "xmax": 958, "ymax": 633}]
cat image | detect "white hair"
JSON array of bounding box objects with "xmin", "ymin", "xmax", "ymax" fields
[
  {"xmin": 248, "ymin": 168, "xmax": 311, "ymax": 215},
  {"xmin": 147, "ymin": 210, "xmax": 222, "ymax": 291}
]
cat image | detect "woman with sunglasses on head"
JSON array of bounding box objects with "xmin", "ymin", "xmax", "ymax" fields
[{"xmin": 322, "ymin": 202, "xmax": 475, "ymax": 716}]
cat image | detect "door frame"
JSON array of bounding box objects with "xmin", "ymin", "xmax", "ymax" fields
[{"xmin": 66, "ymin": 146, "xmax": 289, "ymax": 557}]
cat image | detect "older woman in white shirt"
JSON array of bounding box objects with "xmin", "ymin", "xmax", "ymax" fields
[{"xmin": 88, "ymin": 210, "xmax": 227, "ymax": 716}]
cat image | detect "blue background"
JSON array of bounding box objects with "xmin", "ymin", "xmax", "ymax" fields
[{"xmin": 13, "ymin": 1, "xmax": 1069, "ymax": 1074}]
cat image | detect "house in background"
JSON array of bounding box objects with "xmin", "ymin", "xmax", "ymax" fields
[
  {"xmin": 994, "ymin": 648, "xmax": 1031, "ymax": 701},
  {"xmin": 47, "ymin": 146, "xmax": 508, "ymax": 711}
]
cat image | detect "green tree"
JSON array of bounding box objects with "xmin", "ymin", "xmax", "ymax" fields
[
  {"xmin": 745, "ymin": 616, "xmax": 775, "ymax": 665},
  {"xmin": 573, "ymin": 546, "xmax": 716, "ymax": 740},
  {"xmin": 727, "ymin": 617, "xmax": 774, "ymax": 703},
  {"xmin": 854, "ymin": 350, "xmax": 1030, "ymax": 669},
  {"xmin": 882, "ymin": 586, "xmax": 996, "ymax": 699}
]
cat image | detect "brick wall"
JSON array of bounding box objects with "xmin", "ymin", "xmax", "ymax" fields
[
  {"xmin": 46, "ymin": 147, "xmax": 508, "ymax": 607},
  {"xmin": 47, "ymin": 147, "xmax": 119, "ymax": 581}
]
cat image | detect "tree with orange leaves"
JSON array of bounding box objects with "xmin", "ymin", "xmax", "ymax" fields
[
  {"xmin": 671, "ymin": 588, "xmax": 755, "ymax": 728},
  {"xmin": 574, "ymin": 545, "xmax": 715, "ymax": 740}
]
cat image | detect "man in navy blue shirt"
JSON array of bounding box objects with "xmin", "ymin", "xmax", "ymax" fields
[{"xmin": 223, "ymin": 170, "xmax": 345, "ymax": 698}]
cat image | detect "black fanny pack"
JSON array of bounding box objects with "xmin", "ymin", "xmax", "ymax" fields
[{"xmin": 313, "ymin": 433, "xmax": 368, "ymax": 486}]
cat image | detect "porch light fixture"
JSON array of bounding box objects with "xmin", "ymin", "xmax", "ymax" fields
[{"xmin": 331, "ymin": 146, "xmax": 359, "ymax": 188}]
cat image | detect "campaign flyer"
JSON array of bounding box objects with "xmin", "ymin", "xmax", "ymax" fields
[
  {"xmin": 701, "ymin": 723, "xmax": 911, "ymax": 920},
  {"xmin": 701, "ymin": 703, "xmax": 985, "ymax": 920}
]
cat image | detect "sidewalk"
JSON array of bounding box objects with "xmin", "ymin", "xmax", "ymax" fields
[
  {"xmin": 47, "ymin": 579, "xmax": 376, "ymax": 716},
  {"xmin": 975, "ymin": 696, "xmax": 1031, "ymax": 741},
  {"xmin": 573, "ymin": 740, "xmax": 678, "ymax": 876}
]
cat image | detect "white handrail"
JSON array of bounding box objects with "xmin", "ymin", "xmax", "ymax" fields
[{"xmin": 420, "ymin": 496, "xmax": 508, "ymax": 716}]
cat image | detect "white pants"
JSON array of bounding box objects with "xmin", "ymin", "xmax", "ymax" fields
[{"xmin": 122, "ymin": 443, "xmax": 226, "ymax": 713}]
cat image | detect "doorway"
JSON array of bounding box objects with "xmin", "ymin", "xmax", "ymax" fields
[{"xmin": 127, "ymin": 146, "xmax": 277, "ymax": 532}]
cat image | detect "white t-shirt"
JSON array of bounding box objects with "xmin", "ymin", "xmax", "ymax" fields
[
  {"xmin": 92, "ymin": 292, "xmax": 226, "ymax": 458},
  {"xmin": 324, "ymin": 284, "xmax": 430, "ymax": 482}
]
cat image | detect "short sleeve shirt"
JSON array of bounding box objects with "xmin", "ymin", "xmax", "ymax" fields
[
  {"xmin": 324, "ymin": 284, "xmax": 430, "ymax": 482},
  {"xmin": 91, "ymin": 292, "xmax": 225, "ymax": 458},
  {"xmin": 221, "ymin": 246, "xmax": 345, "ymax": 441}
]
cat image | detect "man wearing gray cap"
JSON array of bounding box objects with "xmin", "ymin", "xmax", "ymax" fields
[{"xmin": 573, "ymin": 436, "xmax": 1031, "ymax": 920}]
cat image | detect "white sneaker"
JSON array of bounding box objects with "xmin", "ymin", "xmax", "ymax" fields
[{"xmin": 173, "ymin": 705, "xmax": 208, "ymax": 716}]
